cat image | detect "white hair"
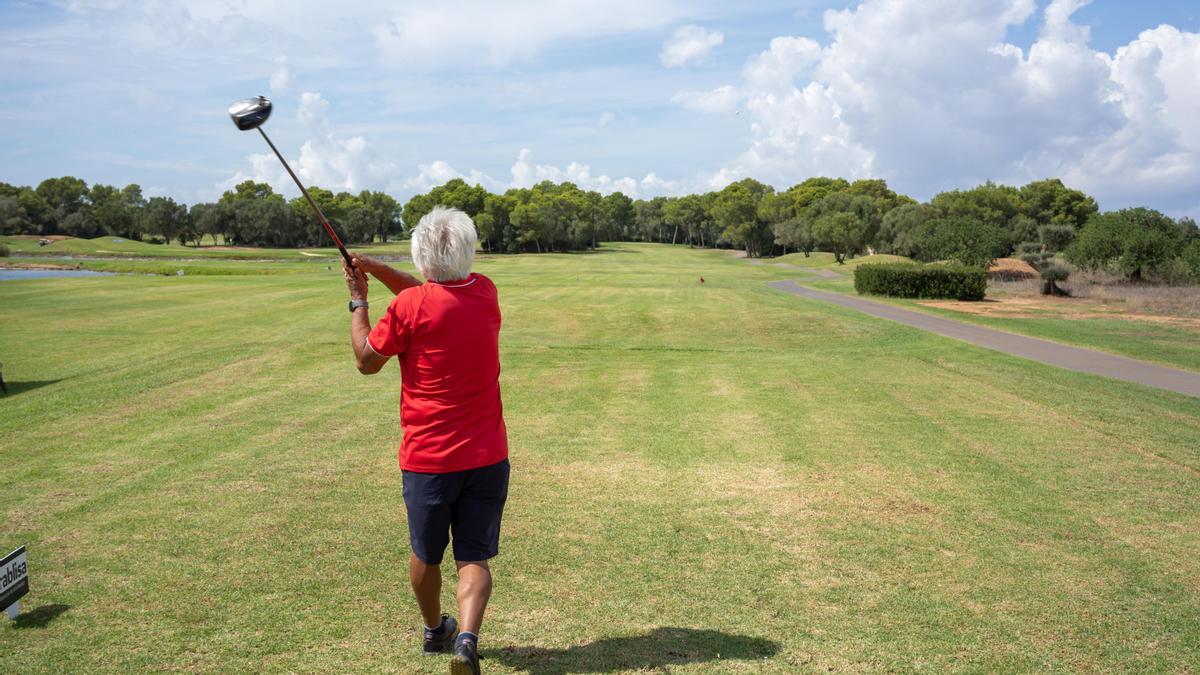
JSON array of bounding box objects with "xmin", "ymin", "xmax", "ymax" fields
[{"xmin": 410, "ymin": 206, "xmax": 477, "ymax": 282}]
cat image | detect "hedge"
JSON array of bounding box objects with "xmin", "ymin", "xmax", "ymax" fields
[{"xmin": 854, "ymin": 262, "xmax": 987, "ymax": 301}]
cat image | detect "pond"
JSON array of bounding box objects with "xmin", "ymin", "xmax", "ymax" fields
[{"xmin": 0, "ymin": 269, "xmax": 117, "ymax": 281}]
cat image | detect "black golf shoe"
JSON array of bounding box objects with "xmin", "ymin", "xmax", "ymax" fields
[
  {"xmin": 423, "ymin": 615, "xmax": 458, "ymax": 656},
  {"xmin": 449, "ymin": 637, "xmax": 480, "ymax": 675}
]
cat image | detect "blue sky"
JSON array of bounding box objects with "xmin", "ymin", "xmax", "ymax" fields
[{"xmin": 1, "ymin": 1, "xmax": 1197, "ymax": 217}]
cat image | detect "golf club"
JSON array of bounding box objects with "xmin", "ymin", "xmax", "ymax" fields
[{"xmin": 227, "ymin": 96, "xmax": 354, "ymax": 268}]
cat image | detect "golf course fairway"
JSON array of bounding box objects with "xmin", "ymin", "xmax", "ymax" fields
[{"xmin": 1, "ymin": 243, "xmax": 1197, "ymax": 672}]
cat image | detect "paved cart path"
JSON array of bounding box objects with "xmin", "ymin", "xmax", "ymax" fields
[{"xmin": 768, "ymin": 279, "xmax": 1200, "ymax": 398}]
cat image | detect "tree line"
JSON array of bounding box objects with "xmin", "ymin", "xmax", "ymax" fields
[
  {"xmin": 402, "ymin": 176, "xmax": 1103, "ymax": 261},
  {"xmin": 0, "ymin": 178, "xmax": 401, "ymax": 248},
  {"xmin": 4, "ymin": 174, "xmax": 1197, "ymax": 282},
  {"xmin": 402, "ymin": 176, "xmax": 1197, "ymax": 282}
]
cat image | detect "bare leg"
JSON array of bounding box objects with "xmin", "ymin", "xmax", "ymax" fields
[
  {"xmin": 409, "ymin": 553, "xmax": 442, "ymax": 628},
  {"xmin": 454, "ymin": 560, "xmax": 492, "ymax": 635}
]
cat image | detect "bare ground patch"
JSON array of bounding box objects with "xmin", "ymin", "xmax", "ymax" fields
[{"xmin": 920, "ymin": 295, "xmax": 1200, "ymax": 331}]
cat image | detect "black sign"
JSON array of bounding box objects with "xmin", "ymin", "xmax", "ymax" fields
[{"xmin": 1, "ymin": 545, "xmax": 28, "ymax": 613}]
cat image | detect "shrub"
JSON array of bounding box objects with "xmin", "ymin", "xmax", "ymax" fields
[
  {"xmin": 1156, "ymin": 257, "xmax": 1195, "ymax": 285},
  {"xmin": 1182, "ymin": 240, "xmax": 1200, "ymax": 281},
  {"xmin": 0, "ymin": 242, "xmax": 9, "ymax": 257},
  {"xmin": 1040, "ymin": 261, "xmax": 1072, "ymax": 296},
  {"xmin": 1015, "ymin": 241, "xmax": 1041, "ymax": 256},
  {"xmin": 854, "ymin": 262, "xmax": 987, "ymax": 301}
]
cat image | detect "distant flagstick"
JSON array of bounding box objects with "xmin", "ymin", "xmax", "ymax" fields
[{"xmin": 227, "ymin": 96, "xmax": 354, "ymax": 268}]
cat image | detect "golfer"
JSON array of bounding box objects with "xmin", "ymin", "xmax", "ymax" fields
[{"xmin": 343, "ymin": 207, "xmax": 508, "ymax": 675}]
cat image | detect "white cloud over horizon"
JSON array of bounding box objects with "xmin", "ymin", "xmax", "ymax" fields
[
  {"xmin": 678, "ymin": 0, "xmax": 1200, "ymax": 216},
  {"xmin": 660, "ymin": 25, "xmax": 725, "ymax": 68},
  {"xmin": 375, "ymin": 0, "xmax": 692, "ymax": 70}
]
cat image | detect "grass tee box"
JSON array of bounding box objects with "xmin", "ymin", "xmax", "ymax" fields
[{"xmin": 855, "ymin": 262, "xmax": 987, "ymax": 300}]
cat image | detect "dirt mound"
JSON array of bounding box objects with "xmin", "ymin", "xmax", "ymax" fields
[{"xmin": 989, "ymin": 257, "xmax": 1038, "ymax": 280}]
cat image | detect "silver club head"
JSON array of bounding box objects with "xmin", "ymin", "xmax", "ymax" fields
[{"xmin": 228, "ymin": 96, "xmax": 273, "ymax": 131}]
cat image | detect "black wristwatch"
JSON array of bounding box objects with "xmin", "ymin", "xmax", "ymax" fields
[{"xmin": 348, "ymin": 299, "xmax": 369, "ymax": 313}]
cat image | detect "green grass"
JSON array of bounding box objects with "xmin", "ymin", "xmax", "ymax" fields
[
  {"xmin": 2, "ymin": 244, "xmax": 1198, "ymax": 672},
  {"xmin": 774, "ymin": 251, "xmax": 911, "ymax": 271},
  {"xmin": 3, "ymin": 256, "xmax": 322, "ymax": 276},
  {"xmin": 1, "ymin": 235, "xmax": 410, "ymax": 260}
]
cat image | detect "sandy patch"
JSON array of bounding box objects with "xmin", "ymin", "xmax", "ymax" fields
[
  {"xmin": 988, "ymin": 258, "xmax": 1038, "ymax": 280},
  {"xmin": 920, "ymin": 296, "xmax": 1200, "ymax": 331}
]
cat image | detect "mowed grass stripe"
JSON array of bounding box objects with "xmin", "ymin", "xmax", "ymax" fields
[{"xmin": 2, "ymin": 243, "xmax": 1198, "ymax": 672}]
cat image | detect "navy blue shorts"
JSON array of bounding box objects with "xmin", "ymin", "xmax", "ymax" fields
[{"xmin": 402, "ymin": 459, "xmax": 510, "ymax": 565}]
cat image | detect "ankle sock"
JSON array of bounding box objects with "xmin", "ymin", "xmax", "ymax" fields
[
  {"xmin": 425, "ymin": 617, "xmax": 445, "ymax": 634},
  {"xmin": 456, "ymin": 631, "xmax": 478, "ymax": 649}
]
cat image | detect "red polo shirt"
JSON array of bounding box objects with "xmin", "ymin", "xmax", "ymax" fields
[{"xmin": 367, "ymin": 273, "xmax": 508, "ymax": 473}]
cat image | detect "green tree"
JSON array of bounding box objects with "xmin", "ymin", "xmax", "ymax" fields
[
  {"xmin": 631, "ymin": 196, "xmax": 667, "ymax": 243},
  {"xmin": 914, "ymin": 217, "xmax": 1006, "ymax": 268},
  {"xmin": 811, "ymin": 212, "xmax": 867, "ymax": 264},
  {"xmin": 846, "ymin": 178, "xmax": 914, "ymax": 246},
  {"xmin": 141, "ymin": 197, "xmax": 189, "ymax": 244},
  {"xmin": 90, "ymin": 184, "xmax": 142, "ymax": 239},
  {"xmin": 475, "ymin": 192, "xmax": 517, "ymax": 252},
  {"xmin": 932, "ymin": 181, "xmax": 1024, "ymax": 250},
  {"xmin": 878, "ymin": 203, "xmax": 940, "ymax": 256},
  {"xmin": 428, "ymin": 179, "xmax": 488, "ymax": 218},
  {"xmin": 220, "ymin": 180, "xmax": 278, "ymax": 204},
  {"xmin": 231, "ymin": 198, "xmax": 298, "ymax": 247},
  {"xmin": 358, "ymin": 190, "xmax": 401, "ymax": 243},
  {"xmin": 36, "ymin": 176, "xmax": 90, "ymax": 233},
  {"xmin": 0, "ymin": 196, "xmax": 31, "ymax": 235},
  {"xmin": 783, "ymin": 177, "xmax": 849, "ymax": 213},
  {"xmin": 1065, "ymin": 208, "xmax": 1186, "ymax": 281},
  {"xmin": 711, "ymin": 179, "xmax": 773, "ymax": 257},
  {"xmin": 600, "ymin": 192, "xmax": 635, "ymax": 243},
  {"xmin": 663, "ymin": 194, "xmax": 711, "ymax": 247},
  {"xmin": 803, "ymin": 192, "xmax": 880, "ymax": 260},
  {"xmin": 1019, "ymin": 178, "xmax": 1098, "ymax": 230},
  {"xmin": 773, "ymin": 217, "xmax": 815, "ymax": 257},
  {"xmin": 190, "ymin": 202, "xmax": 233, "ymax": 246},
  {"xmin": 402, "ymin": 192, "xmax": 435, "ymax": 233}
]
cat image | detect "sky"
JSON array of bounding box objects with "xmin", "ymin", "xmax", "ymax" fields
[{"xmin": 1, "ymin": 0, "xmax": 1198, "ymax": 217}]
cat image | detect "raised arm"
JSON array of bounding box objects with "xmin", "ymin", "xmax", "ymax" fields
[
  {"xmin": 351, "ymin": 254, "xmax": 423, "ymax": 296},
  {"xmin": 343, "ymin": 262, "xmax": 390, "ymax": 375}
]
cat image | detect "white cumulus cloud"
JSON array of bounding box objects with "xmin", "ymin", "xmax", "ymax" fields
[
  {"xmin": 678, "ymin": 0, "xmax": 1200, "ymax": 216},
  {"xmin": 397, "ymin": 160, "xmax": 505, "ymax": 193},
  {"xmin": 375, "ymin": 0, "xmax": 690, "ymax": 70},
  {"xmin": 509, "ymin": 148, "xmax": 678, "ymax": 196},
  {"xmin": 226, "ymin": 90, "xmax": 396, "ymax": 195},
  {"xmin": 671, "ymin": 85, "xmax": 740, "ymax": 113},
  {"xmin": 660, "ymin": 24, "xmax": 724, "ymax": 67}
]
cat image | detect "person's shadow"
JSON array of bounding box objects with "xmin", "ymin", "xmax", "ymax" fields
[{"xmin": 489, "ymin": 627, "xmax": 779, "ymax": 674}]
